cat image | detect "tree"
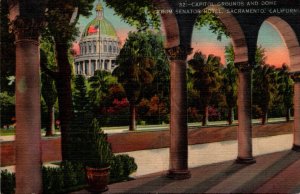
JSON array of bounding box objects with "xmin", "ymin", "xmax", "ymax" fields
[
  {"xmin": 104, "ymin": 0, "xmax": 160, "ymax": 31},
  {"xmin": 40, "ymin": 49, "xmax": 57, "ymax": 136},
  {"xmin": 0, "ymin": 92, "xmax": 15, "ymax": 127},
  {"xmin": 195, "ymin": 12, "xmax": 229, "ymax": 41},
  {"xmin": 222, "ymin": 45, "xmax": 238, "ymax": 125},
  {"xmin": 73, "ymin": 75, "xmax": 90, "ymax": 116},
  {"xmin": 277, "ymin": 64, "xmax": 294, "ymax": 122},
  {"xmin": 88, "ymin": 70, "xmax": 117, "ymax": 114},
  {"xmin": 252, "ymin": 47, "xmax": 277, "ymax": 125},
  {"xmin": 41, "ymin": 0, "xmax": 94, "ymax": 160},
  {"xmin": 113, "ymin": 31, "xmax": 158, "ymax": 131},
  {"xmin": 139, "ymin": 34, "xmax": 170, "ymax": 120},
  {"xmin": 188, "ymin": 52, "xmax": 223, "ymax": 126},
  {"xmin": 1, "ymin": 0, "xmax": 15, "ymax": 94}
]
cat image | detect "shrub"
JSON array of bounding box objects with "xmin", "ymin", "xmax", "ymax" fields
[
  {"xmin": 42, "ymin": 166, "xmax": 64, "ymax": 194},
  {"xmin": 1, "ymin": 170, "xmax": 15, "ymax": 194},
  {"xmin": 42, "ymin": 161, "xmax": 86, "ymax": 193},
  {"xmin": 110, "ymin": 154, "xmax": 138, "ymax": 183}
]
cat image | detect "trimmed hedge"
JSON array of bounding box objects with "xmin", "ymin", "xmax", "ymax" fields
[{"xmin": 1, "ymin": 155, "xmax": 137, "ymax": 194}]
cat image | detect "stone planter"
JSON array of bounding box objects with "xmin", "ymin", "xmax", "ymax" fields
[{"xmin": 86, "ymin": 166, "xmax": 110, "ymax": 193}]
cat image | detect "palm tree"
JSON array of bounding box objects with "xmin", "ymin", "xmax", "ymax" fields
[
  {"xmin": 253, "ymin": 64, "xmax": 278, "ymax": 124},
  {"xmin": 188, "ymin": 52, "xmax": 222, "ymax": 126},
  {"xmin": 113, "ymin": 31, "xmax": 157, "ymax": 131},
  {"xmin": 88, "ymin": 70, "xmax": 117, "ymax": 113},
  {"xmin": 277, "ymin": 64, "xmax": 294, "ymax": 121},
  {"xmin": 222, "ymin": 45, "xmax": 238, "ymax": 125}
]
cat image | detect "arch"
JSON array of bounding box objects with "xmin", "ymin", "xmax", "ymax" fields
[
  {"xmin": 196, "ymin": 5, "xmax": 248, "ymax": 63},
  {"xmin": 154, "ymin": 0, "xmax": 180, "ymax": 48},
  {"xmin": 264, "ymin": 16, "xmax": 300, "ymax": 72}
]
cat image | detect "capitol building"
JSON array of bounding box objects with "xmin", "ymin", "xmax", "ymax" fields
[{"xmin": 74, "ymin": 3, "xmax": 120, "ymax": 76}]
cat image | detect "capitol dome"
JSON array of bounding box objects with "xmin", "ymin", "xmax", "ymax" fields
[{"xmin": 74, "ymin": 3, "xmax": 120, "ymax": 76}]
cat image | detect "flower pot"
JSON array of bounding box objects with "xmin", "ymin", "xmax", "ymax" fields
[{"xmin": 86, "ymin": 166, "xmax": 110, "ymax": 193}]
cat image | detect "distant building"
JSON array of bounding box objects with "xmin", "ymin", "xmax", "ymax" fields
[{"xmin": 74, "ymin": 3, "xmax": 120, "ymax": 76}]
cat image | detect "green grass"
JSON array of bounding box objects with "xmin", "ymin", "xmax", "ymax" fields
[
  {"xmin": 0, "ymin": 129, "xmax": 15, "ymax": 136},
  {"xmin": 0, "ymin": 129, "xmax": 61, "ymax": 136}
]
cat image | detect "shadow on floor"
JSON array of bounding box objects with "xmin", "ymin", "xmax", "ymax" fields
[
  {"xmin": 123, "ymin": 174, "xmax": 174, "ymax": 193},
  {"xmin": 233, "ymin": 151, "xmax": 300, "ymax": 193},
  {"xmin": 184, "ymin": 162, "xmax": 248, "ymax": 193}
]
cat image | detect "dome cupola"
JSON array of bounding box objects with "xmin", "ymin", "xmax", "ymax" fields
[{"xmin": 81, "ymin": 2, "xmax": 117, "ymax": 38}]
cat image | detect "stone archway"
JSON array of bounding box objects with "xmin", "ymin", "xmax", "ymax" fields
[
  {"xmin": 193, "ymin": 5, "xmax": 255, "ymax": 163},
  {"xmin": 263, "ymin": 16, "xmax": 300, "ymax": 151},
  {"xmin": 265, "ymin": 16, "xmax": 300, "ymax": 72},
  {"xmin": 203, "ymin": 5, "xmax": 248, "ymax": 63},
  {"xmin": 154, "ymin": 0, "xmax": 180, "ymax": 48}
]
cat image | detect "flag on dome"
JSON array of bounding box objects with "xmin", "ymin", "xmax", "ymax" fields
[{"xmin": 88, "ymin": 25, "xmax": 99, "ymax": 34}]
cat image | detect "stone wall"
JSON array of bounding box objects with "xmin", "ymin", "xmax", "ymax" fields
[{"xmin": 1, "ymin": 121, "xmax": 293, "ymax": 166}]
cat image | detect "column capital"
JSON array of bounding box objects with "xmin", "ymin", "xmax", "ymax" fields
[
  {"xmin": 235, "ymin": 61, "xmax": 253, "ymax": 72},
  {"xmin": 290, "ymin": 72, "xmax": 300, "ymax": 82},
  {"xmin": 165, "ymin": 45, "xmax": 193, "ymax": 61},
  {"xmin": 10, "ymin": 16, "xmax": 45, "ymax": 41}
]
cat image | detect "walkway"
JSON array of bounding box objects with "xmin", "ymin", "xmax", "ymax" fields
[{"xmin": 72, "ymin": 150, "xmax": 300, "ymax": 193}]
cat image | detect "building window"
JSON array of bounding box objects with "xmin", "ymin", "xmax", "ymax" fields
[
  {"xmin": 85, "ymin": 61, "xmax": 89, "ymax": 75},
  {"xmin": 109, "ymin": 45, "xmax": 112, "ymax": 53},
  {"xmin": 97, "ymin": 60, "xmax": 100, "ymax": 69},
  {"xmin": 104, "ymin": 45, "xmax": 107, "ymax": 52},
  {"xmin": 93, "ymin": 42, "xmax": 97, "ymax": 53},
  {"xmin": 104, "ymin": 61, "xmax": 108, "ymax": 69},
  {"xmin": 113, "ymin": 46, "xmax": 116, "ymax": 53},
  {"xmin": 89, "ymin": 43, "xmax": 92, "ymax": 54},
  {"xmin": 80, "ymin": 62, "xmax": 83, "ymax": 74},
  {"xmin": 91, "ymin": 60, "xmax": 96, "ymax": 75}
]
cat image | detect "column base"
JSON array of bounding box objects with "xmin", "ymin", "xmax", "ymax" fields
[
  {"xmin": 167, "ymin": 169, "xmax": 191, "ymax": 180},
  {"xmin": 292, "ymin": 144, "xmax": 300, "ymax": 152},
  {"xmin": 236, "ymin": 157, "xmax": 256, "ymax": 164}
]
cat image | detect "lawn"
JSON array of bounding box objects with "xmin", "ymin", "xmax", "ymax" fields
[{"xmin": 0, "ymin": 129, "xmax": 15, "ymax": 136}]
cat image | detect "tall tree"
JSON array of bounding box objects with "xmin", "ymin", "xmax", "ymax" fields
[
  {"xmin": 277, "ymin": 64, "xmax": 294, "ymax": 122},
  {"xmin": 40, "ymin": 42, "xmax": 58, "ymax": 136},
  {"xmin": 252, "ymin": 46, "xmax": 277, "ymax": 125},
  {"xmin": 139, "ymin": 34, "xmax": 170, "ymax": 119},
  {"xmin": 41, "ymin": 0, "xmax": 94, "ymax": 160},
  {"xmin": 188, "ymin": 52, "xmax": 222, "ymax": 126},
  {"xmin": 73, "ymin": 75, "xmax": 90, "ymax": 116},
  {"xmin": 221, "ymin": 45, "xmax": 238, "ymax": 125},
  {"xmin": 113, "ymin": 31, "xmax": 158, "ymax": 131}
]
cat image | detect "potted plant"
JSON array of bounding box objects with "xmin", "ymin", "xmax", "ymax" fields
[{"xmin": 85, "ymin": 119, "xmax": 113, "ymax": 193}]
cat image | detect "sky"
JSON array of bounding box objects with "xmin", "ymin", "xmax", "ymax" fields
[{"xmin": 76, "ymin": 1, "xmax": 290, "ymax": 67}]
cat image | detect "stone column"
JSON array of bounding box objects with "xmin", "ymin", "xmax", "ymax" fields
[
  {"xmin": 292, "ymin": 74, "xmax": 300, "ymax": 152},
  {"xmin": 235, "ymin": 62, "xmax": 255, "ymax": 164},
  {"xmin": 166, "ymin": 45, "xmax": 192, "ymax": 179},
  {"xmin": 11, "ymin": 17, "xmax": 43, "ymax": 193}
]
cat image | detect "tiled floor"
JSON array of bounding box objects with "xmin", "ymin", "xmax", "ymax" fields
[{"xmin": 72, "ymin": 150, "xmax": 300, "ymax": 193}]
